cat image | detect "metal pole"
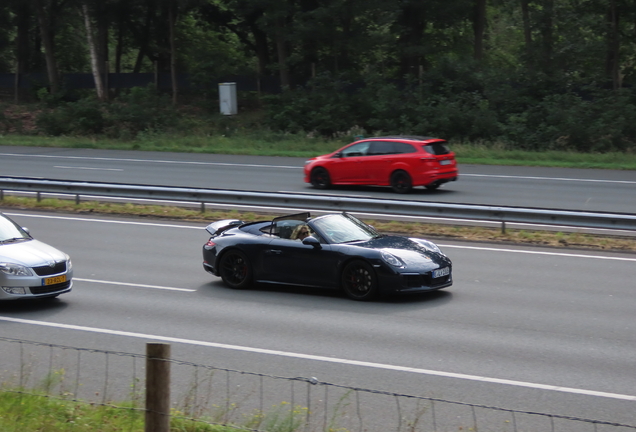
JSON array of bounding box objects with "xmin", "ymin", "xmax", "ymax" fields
[{"xmin": 145, "ymin": 343, "xmax": 171, "ymax": 432}]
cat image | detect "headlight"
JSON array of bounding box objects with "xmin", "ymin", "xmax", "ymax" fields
[
  {"xmin": 0, "ymin": 263, "xmax": 33, "ymax": 276},
  {"xmin": 411, "ymin": 238, "xmax": 444, "ymax": 255},
  {"xmin": 67, "ymin": 259, "xmax": 73, "ymax": 270},
  {"xmin": 381, "ymin": 251, "xmax": 404, "ymax": 268}
]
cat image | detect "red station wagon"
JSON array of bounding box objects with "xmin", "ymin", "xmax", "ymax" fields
[{"xmin": 304, "ymin": 136, "xmax": 458, "ymax": 193}]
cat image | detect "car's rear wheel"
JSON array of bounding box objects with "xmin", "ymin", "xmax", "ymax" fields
[
  {"xmin": 341, "ymin": 260, "xmax": 377, "ymax": 301},
  {"xmin": 220, "ymin": 250, "xmax": 252, "ymax": 289},
  {"xmin": 390, "ymin": 170, "xmax": 412, "ymax": 193},
  {"xmin": 310, "ymin": 167, "xmax": 331, "ymax": 189}
]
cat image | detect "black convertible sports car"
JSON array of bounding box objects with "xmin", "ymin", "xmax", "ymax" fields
[{"xmin": 202, "ymin": 212, "xmax": 452, "ymax": 300}]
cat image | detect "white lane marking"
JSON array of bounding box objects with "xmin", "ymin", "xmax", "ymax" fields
[
  {"xmin": 4, "ymin": 152, "xmax": 635, "ymax": 182},
  {"xmin": 462, "ymin": 173, "xmax": 636, "ymax": 185},
  {"xmin": 5, "ymin": 212, "xmax": 201, "ymax": 229},
  {"xmin": 0, "ymin": 316, "xmax": 634, "ymax": 402},
  {"xmin": 54, "ymin": 166, "xmax": 123, "ymax": 171},
  {"xmin": 6, "ymin": 212, "xmax": 635, "ymax": 261},
  {"xmin": 440, "ymin": 244, "xmax": 636, "ymax": 262},
  {"xmin": 0, "ymin": 153, "xmax": 299, "ymax": 170},
  {"xmin": 75, "ymin": 278, "xmax": 195, "ymax": 292}
]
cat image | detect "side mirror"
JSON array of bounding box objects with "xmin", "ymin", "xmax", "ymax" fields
[{"xmin": 302, "ymin": 236, "xmax": 321, "ymax": 249}]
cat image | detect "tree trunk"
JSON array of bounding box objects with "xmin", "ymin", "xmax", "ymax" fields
[
  {"xmin": 81, "ymin": 3, "xmax": 105, "ymax": 100},
  {"xmin": 16, "ymin": 2, "xmax": 31, "ymax": 74},
  {"xmin": 275, "ymin": 17, "xmax": 291, "ymax": 89},
  {"xmin": 34, "ymin": 0, "xmax": 60, "ymax": 95},
  {"xmin": 168, "ymin": 0, "xmax": 178, "ymax": 104},
  {"xmin": 473, "ymin": 0, "xmax": 487, "ymax": 62},
  {"xmin": 520, "ymin": 0, "xmax": 532, "ymax": 63},
  {"xmin": 606, "ymin": 0, "xmax": 620, "ymax": 89}
]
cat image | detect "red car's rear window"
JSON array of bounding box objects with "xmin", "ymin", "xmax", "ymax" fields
[{"xmin": 423, "ymin": 142, "xmax": 452, "ymax": 155}]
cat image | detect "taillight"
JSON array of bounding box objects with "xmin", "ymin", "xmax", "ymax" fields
[{"xmin": 205, "ymin": 239, "xmax": 216, "ymax": 247}]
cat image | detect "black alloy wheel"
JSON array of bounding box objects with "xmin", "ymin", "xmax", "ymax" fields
[
  {"xmin": 390, "ymin": 170, "xmax": 412, "ymax": 193},
  {"xmin": 341, "ymin": 260, "xmax": 378, "ymax": 301},
  {"xmin": 219, "ymin": 250, "xmax": 252, "ymax": 289},
  {"xmin": 310, "ymin": 167, "xmax": 331, "ymax": 189}
]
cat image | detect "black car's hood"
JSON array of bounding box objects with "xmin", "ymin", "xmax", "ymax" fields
[{"xmin": 351, "ymin": 235, "xmax": 448, "ymax": 265}]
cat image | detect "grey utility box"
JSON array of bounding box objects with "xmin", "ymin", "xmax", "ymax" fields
[{"xmin": 219, "ymin": 82, "xmax": 238, "ymax": 115}]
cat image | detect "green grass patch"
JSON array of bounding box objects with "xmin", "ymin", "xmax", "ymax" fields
[{"xmin": 0, "ymin": 390, "xmax": 314, "ymax": 432}]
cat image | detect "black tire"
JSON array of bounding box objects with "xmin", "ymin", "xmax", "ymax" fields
[
  {"xmin": 219, "ymin": 250, "xmax": 252, "ymax": 289},
  {"xmin": 310, "ymin": 167, "xmax": 331, "ymax": 189},
  {"xmin": 390, "ymin": 170, "xmax": 412, "ymax": 194},
  {"xmin": 341, "ymin": 260, "xmax": 378, "ymax": 301}
]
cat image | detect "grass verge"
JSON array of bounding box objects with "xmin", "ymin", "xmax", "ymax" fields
[
  {"xmin": 2, "ymin": 196, "xmax": 634, "ymax": 253},
  {"xmin": 0, "ymin": 390, "xmax": 307, "ymax": 432}
]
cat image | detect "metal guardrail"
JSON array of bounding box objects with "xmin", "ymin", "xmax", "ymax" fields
[{"xmin": 2, "ymin": 176, "xmax": 636, "ymax": 232}]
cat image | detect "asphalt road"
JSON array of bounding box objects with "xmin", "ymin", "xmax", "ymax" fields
[
  {"xmin": 0, "ymin": 211, "xmax": 635, "ymax": 429},
  {"xmin": 2, "ymin": 145, "xmax": 636, "ymax": 213}
]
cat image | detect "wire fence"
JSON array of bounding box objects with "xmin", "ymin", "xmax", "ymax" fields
[{"xmin": 0, "ymin": 336, "xmax": 634, "ymax": 432}]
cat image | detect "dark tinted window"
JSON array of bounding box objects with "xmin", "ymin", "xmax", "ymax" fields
[
  {"xmin": 423, "ymin": 142, "xmax": 451, "ymax": 155},
  {"xmin": 394, "ymin": 142, "xmax": 417, "ymax": 154},
  {"xmin": 368, "ymin": 141, "xmax": 396, "ymax": 155}
]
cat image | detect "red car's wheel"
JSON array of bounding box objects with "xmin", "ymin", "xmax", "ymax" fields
[
  {"xmin": 310, "ymin": 167, "xmax": 331, "ymax": 189},
  {"xmin": 390, "ymin": 170, "xmax": 412, "ymax": 193}
]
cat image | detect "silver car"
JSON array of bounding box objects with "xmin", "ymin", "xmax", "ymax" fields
[{"xmin": 0, "ymin": 212, "xmax": 73, "ymax": 300}]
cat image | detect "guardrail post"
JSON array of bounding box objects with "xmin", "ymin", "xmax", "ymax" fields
[
  {"xmin": 75, "ymin": 194, "xmax": 80, "ymax": 205},
  {"xmin": 501, "ymin": 221, "xmax": 506, "ymax": 234},
  {"xmin": 201, "ymin": 202, "xmax": 205, "ymax": 213},
  {"xmin": 0, "ymin": 190, "xmax": 3, "ymax": 201},
  {"xmin": 146, "ymin": 343, "xmax": 171, "ymax": 432},
  {"xmin": 36, "ymin": 192, "xmax": 41, "ymax": 202}
]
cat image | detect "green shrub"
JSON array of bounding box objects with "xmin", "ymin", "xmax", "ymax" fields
[{"xmin": 105, "ymin": 86, "xmax": 180, "ymax": 138}]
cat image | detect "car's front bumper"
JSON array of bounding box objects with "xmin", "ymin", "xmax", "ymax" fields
[
  {"xmin": 377, "ymin": 268, "xmax": 453, "ymax": 294},
  {"xmin": 0, "ymin": 270, "xmax": 74, "ymax": 300}
]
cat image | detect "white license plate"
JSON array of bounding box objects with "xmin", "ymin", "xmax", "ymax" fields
[
  {"xmin": 432, "ymin": 267, "xmax": 449, "ymax": 278},
  {"xmin": 43, "ymin": 275, "xmax": 66, "ymax": 286},
  {"xmin": 440, "ymin": 160, "xmax": 452, "ymax": 165}
]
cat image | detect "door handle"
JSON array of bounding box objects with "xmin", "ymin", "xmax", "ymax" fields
[{"xmin": 265, "ymin": 249, "xmax": 282, "ymax": 255}]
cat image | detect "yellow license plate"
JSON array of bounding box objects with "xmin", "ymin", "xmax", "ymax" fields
[{"xmin": 43, "ymin": 275, "xmax": 66, "ymax": 286}]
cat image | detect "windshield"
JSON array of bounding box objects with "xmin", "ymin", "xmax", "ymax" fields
[
  {"xmin": 311, "ymin": 213, "xmax": 379, "ymax": 244},
  {"xmin": 0, "ymin": 214, "xmax": 31, "ymax": 243}
]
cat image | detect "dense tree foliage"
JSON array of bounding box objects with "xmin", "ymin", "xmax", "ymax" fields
[{"xmin": 1, "ymin": 0, "xmax": 635, "ymax": 151}]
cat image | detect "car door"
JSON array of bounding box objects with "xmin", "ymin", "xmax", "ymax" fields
[
  {"xmin": 329, "ymin": 142, "xmax": 370, "ymax": 183},
  {"xmin": 365, "ymin": 141, "xmax": 398, "ymax": 183},
  {"xmin": 260, "ymin": 238, "xmax": 340, "ymax": 288}
]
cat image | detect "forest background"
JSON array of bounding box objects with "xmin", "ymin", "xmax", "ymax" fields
[{"xmin": 1, "ymin": 0, "xmax": 636, "ymax": 155}]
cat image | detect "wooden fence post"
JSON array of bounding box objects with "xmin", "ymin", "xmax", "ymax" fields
[{"xmin": 145, "ymin": 343, "xmax": 171, "ymax": 432}]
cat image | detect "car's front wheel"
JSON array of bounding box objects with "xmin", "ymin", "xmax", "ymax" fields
[
  {"xmin": 219, "ymin": 250, "xmax": 252, "ymax": 289},
  {"xmin": 390, "ymin": 170, "xmax": 412, "ymax": 193},
  {"xmin": 310, "ymin": 167, "xmax": 331, "ymax": 189},
  {"xmin": 341, "ymin": 260, "xmax": 378, "ymax": 301}
]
